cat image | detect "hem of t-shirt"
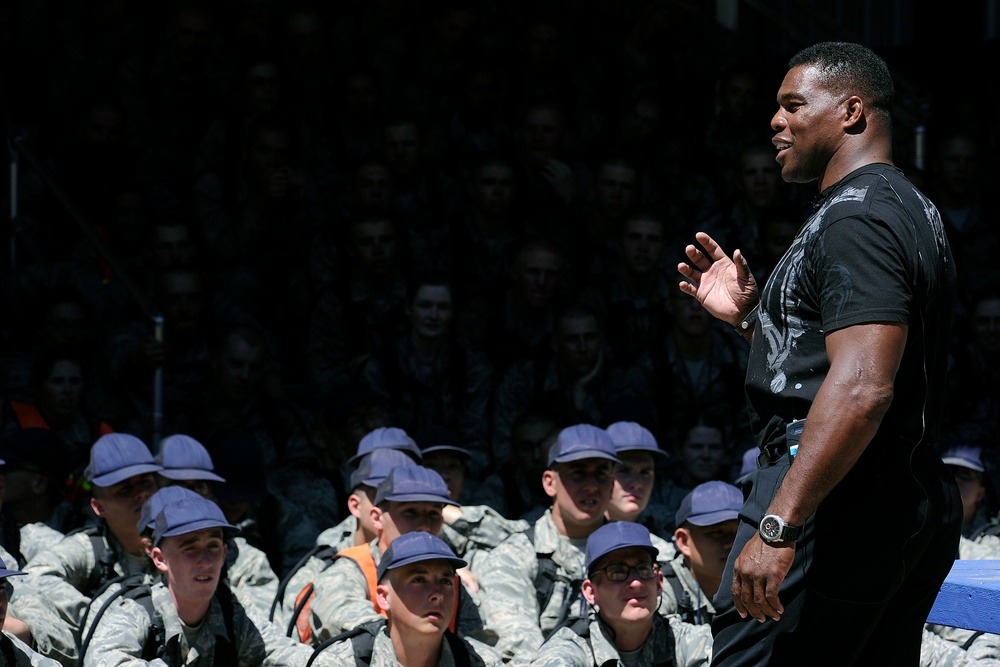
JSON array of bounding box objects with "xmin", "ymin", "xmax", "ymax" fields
[{"xmin": 823, "ymin": 309, "xmax": 909, "ymax": 334}]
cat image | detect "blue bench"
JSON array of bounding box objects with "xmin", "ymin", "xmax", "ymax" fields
[{"xmin": 927, "ymin": 560, "xmax": 1000, "ymax": 633}]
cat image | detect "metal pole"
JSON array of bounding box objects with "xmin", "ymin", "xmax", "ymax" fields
[{"xmin": 151, "ymin": 315, "xmax": 165, "ymax": 455}]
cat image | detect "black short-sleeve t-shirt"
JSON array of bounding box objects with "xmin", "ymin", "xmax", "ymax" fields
[{"xmin": 745, "ymin": 164, "xmax": 956, "ymax": 449}]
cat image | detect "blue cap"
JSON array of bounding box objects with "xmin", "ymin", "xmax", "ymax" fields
[
  {"xmin": 413, "ymin": 424, "xmax": 471, "ymax": 460},
  {"xmin": 0, "ymin": 556, "xmax": 24, "ymax": 579},
  {"xmin": 605, "ymin": 421, "xmax": 667, "ymax": 458},
  {"xmin": 155, "ymin": 435, "xmax": 226, "ymax": 482},
  {"xmin": 138, "ymin": 486, "xmax": 204, "ymax": 535},
  {"xmin": 349, "ymin": 427, "xmax": 423, "ymax": 466},
  {"xmin": 675, "ymin": 481, "xmax": 743, "ymax": 527},
  {"xmin": 585, "ymin": 521, "xmax": 659, "ymax": 574},
  {"xmin": 548, "ymin": 424, "xmax": 620, "ymax": 467},
  {"xmin": 152, "ymin": 496, "xmax": 240, "ymax": 546},
  {"xmin": 942, "ymin": 445, "xmax": 986, "ymax": 473},
  {"xmin": 351, "ymin": 448, "xmax": 418, "ymax": 490},
  {"xmin": 85, "ymin": 433, "xmax": 162, "ymax": 487},
  {"xmin": 374, "ymin": 465, "xmax": 456, "ymax": 506},
  {"xmin": 376, "ymin": 531, "xmax": 466, "ymax": 582}
]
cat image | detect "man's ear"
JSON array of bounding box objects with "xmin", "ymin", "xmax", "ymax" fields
[
  {"xmin": 371, "ymin": 505, "xmax": 384, "ymax": 532},
  {"xmin": 348, "ymin": 493, "xmax": 362, "ymax": 520},
  {"xmin": 582, "ymin": 578, "xmax": 597, "ymax": 606},
  {"xmin": 90, "ymin": 496, "xmax": 105, "ymax": 519},
  {"xmin": 150, "ymin": 546, "xmax": 169, "ymax": 575},
  {"xmin": 376, "ymin": 582, "xmax": 392, "ymax": 613},
  {"xmin": 674, "ymin": 527, "xmax": 692, "ymax": 558},
  {"xmin": 541, "ymin": 469, "xmax": 558, "ymax": 499}
]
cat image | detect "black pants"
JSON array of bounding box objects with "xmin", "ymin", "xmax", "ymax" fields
[{"xmin": 711, "ymin": 442, "xmax": 962, "ymax": 667}]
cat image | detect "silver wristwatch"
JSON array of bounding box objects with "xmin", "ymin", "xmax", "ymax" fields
[{"xmin": 759, "ymin": 514, "xmax": 802, "ymax": 543}]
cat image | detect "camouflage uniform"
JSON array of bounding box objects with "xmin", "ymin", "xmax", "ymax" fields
[
  {"xmin": 225, "ymin": 536, "xmax": 280, "ymax": 620},
  {"xmin": 308, "ymin": 538, "xmax": 485, "ymax": 643},
  {"xmin": 441, "ymin": 505, "xmax": 530, "ymax": 573},
  {"xmin": 475, "ymin": 509, "xmax": 590, "ymax": 663},
  {"xmin": 81, "ymin": 580, "xmax": 315, "ymax": 667},
  {"xmin": 0, "ymin": 632, "xmax": 63, "ymax": 667},
  {"xmin": 315, "ymin": 515, "xmax": 358, "ymax": 552},
  {"xmin": 309, "ymin": 621, "xmax": 503, "ymax": 667},
  {"xmin": 920, "ymin": 627, "xmax": 1000, "ymax": 666},
  {"xmin": 529, "ymin": 612, "xmax": 713, "ymax": 667},
  {"xmin": 12, "ymin": 530, "xmax": 157, "ymax": 665},
  {"xmin": 661, "ymin": 552, "xmax": 715, "ymax": 626},
  {"xmin": 19, "ymin": 523, "xmax": 65, "ymax": 566}
]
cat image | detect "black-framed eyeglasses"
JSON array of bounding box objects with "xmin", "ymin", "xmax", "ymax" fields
[{"xmin": 590, "ymin": 562, "xmax": 659, "ymax": 582}]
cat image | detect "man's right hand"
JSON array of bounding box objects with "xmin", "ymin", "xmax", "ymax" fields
[{"xmin": 677, "ymin": 231, "xmax": 759, "ymax": 326}]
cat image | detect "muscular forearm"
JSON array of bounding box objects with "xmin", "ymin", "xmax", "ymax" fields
[{"xmin": 766, "ymin": 323, "xmax": 905, "ymax": 525}]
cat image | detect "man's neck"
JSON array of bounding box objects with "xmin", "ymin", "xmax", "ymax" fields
[
  {"xmin": 605, "ymin": 614, "xmax": 653, "ymax": 653},
  {"xmin": 171, "ymin": 590, "xmax": 212, "ymax": 628},
  {"xmin": 389, "ymin": 624, "xmax": 442, "ymax": 667}
]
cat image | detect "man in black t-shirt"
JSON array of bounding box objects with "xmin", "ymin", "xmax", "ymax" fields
[{"xmin": 677, "ymin": 42, "xmax": 961, "ymax": 666}]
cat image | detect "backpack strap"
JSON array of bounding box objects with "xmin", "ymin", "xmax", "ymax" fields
[
  {"xmin": 288, "ymin": 543, "xmax": 382, "ymax": 644},
  {"xmin": 121, "ymin": 585, "xmax": 166, "ymax": 661},
  {"xmin": 64, "ymin": 525, "xmax": 117, "ymax": 599},
  {"xmin": 270, "ymin": 544, "xmax": 338, "ymax": 622},
  {"xmin": 306, "ymin": 619, "xmax": 386, "ymax": 667},
  {"xmin": 443, "ymin": 630, "xmax": 472, "ymax": 667},
  {"xmin": 663, "ymin": 567, "xmax": 697, "ymax": 625},
  {"xmin": 524, "ymin": 526, "xmax": 558, "ymax": 614},
  {"xmin": 74, "ymin": 573, "xmax": 147, "ymax": 667}
]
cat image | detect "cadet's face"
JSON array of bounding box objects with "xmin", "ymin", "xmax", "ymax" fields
[
  {"xmin": 737, "ymin": 151, "xmax": 782, "ymax": 207},
  {"xmin": 245, "ymin": 130, "xmax": 292, "ymax": 181},
  {"xmin": 513, "ymin": 249, "xmax": 560, "ymax": 308},
  {"xmin": 950, "ymin": 466, "xmax": 987, "ymax": 524},
  {"xmin": 43, "ymin": 301, "xmax": 87, "ymax": 346},
  {"xmin": 547, "ymin": 459, "xmax": 614, "ymax": 529},
  {"xmin": 158, "ymin": 475, "xmax": 212, "ymax": 500},
  {"xmin": 38, "ymin": 359, "xmax": 83, "ymax": 420},
  {"xmin": 937, "ymin": 135, "xmax": 978, "ymax": 196},
  {"xmin": 512, "ymin": 418, "xmax": 556, "ymax": 478},
  {"xmin": 380, "ymin": 561, "xmax": 457, "ymax": 635},
  {"xmin": 83, "ymin": 106, "xmax": 125, "ymax": 146},
  {"xmin": 409, "ymin": 285, "xmax": 452, "ymax": 339},
  {"xmin": 669, "ymin": 292, "xmax": 713, "ymax": 339},
  {"xmin": 154, "ymin": 528, "xmax": 227, "ymax": 608},
  {"xmin": 473, "ymin": 164, "xmax": 515, "ymax": 215},
  {"xmin": 680, "ymin": 426, "xmax": 726, "ymax": 482},
  {"xmin": 383, "ymin": 124, "xmax": 420, "ymax": 175},
  {"xmin": 676, "ymin": 520, "xmax": 738, "ymax": 587},
  {"xmin": 93, "ymin": 474, "xmax": 158, "ymax": 544},
  {"xmin": 378, "ymin": 501, "xmax": 444, "ymax": 544},
  {"xmin": 355, "ymin": 164, "xmax": 393, "ymax": 209},
  {"xmin": 345, "ymin": 74, "xmax": 379, "ymax": 118},
  {"xmin": 521, "ymin": 108, "xmax": 562, "ymax": 161},
  {"xmin": 621, "ymin": 218, "xmax": 663, "ymax": 274},
  {"xmin": 159, "ymin": 272, "xmax": 205, "ymax": 336},
  {"xmin": 153, "ymin": 225, "xmax": 198, "ymax": 269},
  {"xmin": 584, "ymin": 547, "xmax": 662, "ymax": 624},
  {"xmin": 974, "ymin": 298, "xmax": 1000, "ymax": 353},
  {"xmin": 350, "ymin": 220, "xmax": 397, "ymax": 275},
  {"xmin": 552, "ymin": 315, "xmax": 601, "ymax": 379},
  {"xmin": 422, "ymin": 451, "xmax": 465, "ymax": 501},
  {"xmin": 609, "ymin": 451, "xmax": 655, "ymax": 520},
  {"xmin": 244, "ymin": 62, "xmax": 281, "ymax": 112},
  {"xmin": 596, "ymin": 165, "xmax": 636, "ymax": 218},
  {"xmin": 217, "ymin": 336, "xmax": 264, "ymax": 402}
]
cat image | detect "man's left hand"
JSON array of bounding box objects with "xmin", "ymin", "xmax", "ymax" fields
[{"xmin": 731, "ymin": 533, "xmax": 795, "ymax": 623}]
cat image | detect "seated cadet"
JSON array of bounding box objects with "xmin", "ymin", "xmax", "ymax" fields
[
  {"xmin": 152, "ymin": 433, "xmax": 278, "ymax": 618},
  {"xmin": 82, "ymin": 495, "xmax": 314, "ymax": 666},
  {"xmin": 308, "ymin": 531, "xmax": 502, "ymax": 667},
  {"xmin": 12, "ymin": 433, "xmax": 162, "ymax": 664},
  {"xmin": 415, "ymin": 425, "xmax": 529, "ymax": 575},
  {"xmin": 666, "ymin": 481, "xmax": 742, "ymax": 626},
  {"xmin": 0, "ymin": 556, "xmax": 62, "ymax": 666},
  {"xmin": 305, "ymin": 465, "xmax": 486, "ymax": 645},
  {"xmin": 476, "ymin": 424, "xmax": 620, "ymax": 663},
  {"xmin": 529, "ymin": 521, "xmax": 712, "ymax": 667},
  {"xmin": 315, "ymin": 448, "xmax": 418, "ymax": 552},
  {"xmin": 604, "ymin": 421, "xmax": 676, "ymax": 562},
  {"xmin": 272, "ymin": 448, "xmax": 417, "ymax": 628}
]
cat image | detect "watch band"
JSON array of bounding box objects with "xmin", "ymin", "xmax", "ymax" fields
[{"xmin": 735, "ymin": 304, "xmax": 760, "ymax": 335}]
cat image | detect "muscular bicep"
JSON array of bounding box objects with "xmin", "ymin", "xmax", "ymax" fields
[{"xmin": 824, "ymin": 321, "xmax": 908, "ymax": 407}]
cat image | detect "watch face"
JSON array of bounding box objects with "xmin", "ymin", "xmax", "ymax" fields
[{"xmin": 761, "ymin": 515, "xmax": 781, "ymax": 541}]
